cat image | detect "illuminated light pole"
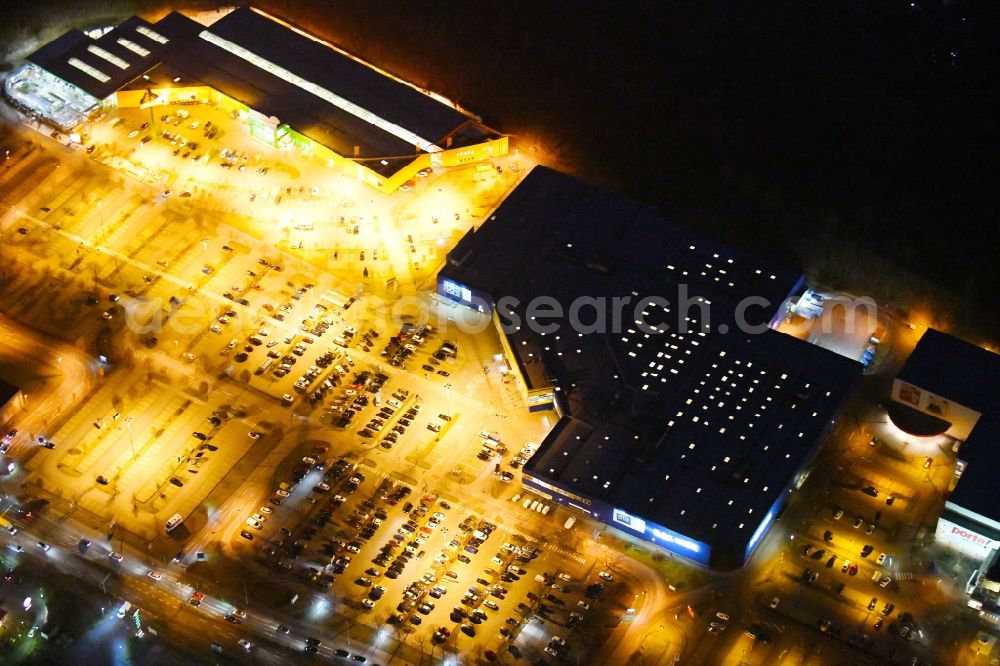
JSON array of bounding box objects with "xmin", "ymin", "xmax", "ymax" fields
[
  {"xmin": 96, "ymin": 198, "xmax": 106, "ymax": 241},
  {"xmin": 444, "ymin": 383, "xmax": 452, "ymax": 417},
  {"xmin": 125, "ymin": 416, "xmax": 135, "ymax": 459}
]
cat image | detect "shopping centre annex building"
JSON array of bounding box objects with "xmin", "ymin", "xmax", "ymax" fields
[
  {"xmin": 438, "ymin": 167, "xmax": 862, "ymax": 569},
  {"xmin": 3, "ymin": 7, "xmax": 507, "ymax": 191},
  {"xmin": 888, "ymin": 328, "xmax": 1000, "ymax": 618}
]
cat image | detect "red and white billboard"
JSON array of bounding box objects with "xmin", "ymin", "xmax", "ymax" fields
[{"xmin": 936, "ymin": 517, "xmax": 996, "ymax": 559}]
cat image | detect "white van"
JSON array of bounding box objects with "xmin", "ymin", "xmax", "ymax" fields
[
  {"xmin": 563, "ymin": 516, "xmax": 576, "ymax": 529},
  {"xmin": 165, "ymin": 513, "xmax": 184, "ymax": 533},
  {"xmin": 255, "ymin": 359, "xmax": 273, "ymax": 375},
  {"xmin": 511, "ymin": 493, "xmax": 522, "ymax": 503},
  {"xmin": 529, "ymin": 500, "xmax": 540, "ymax": 511},
  {"xmin": 523, "ymin": 497, "xmax": 534, "ymax": 509},
  {"xmin": 117, "ymin": 601, "xmax": 132, "ymax": 618},
  {"xmin": 472, "ymin": 530, "xmax": 488, "ymax": 541},
  {"xmin": 537, "ymin": 503, "xmax": 547, "ymax": 514},
  {"xmin": 331, "ymin": 335, "xmax": 347, "ymax": 347}
]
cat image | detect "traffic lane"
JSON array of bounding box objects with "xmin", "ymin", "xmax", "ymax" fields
[
  {"xmin": 0, "ymin": 316, "xmax": 97, "ymax": 456},
  {"xmin": 0, "ymin": 527, "xmax": 256, "ymax": 659},
  {"xmin": 592, "ymin": 554, "xmax": 676, "ymax": 664}
]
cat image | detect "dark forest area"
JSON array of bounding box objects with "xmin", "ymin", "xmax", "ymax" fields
[{"xmin": 3, "ymin": 0, "xmax": 998, "ymax": 339}]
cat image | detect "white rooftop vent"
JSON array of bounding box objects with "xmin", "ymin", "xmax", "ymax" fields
[
  {"xmin": 136, "ymin": 25, "xmax": 169, "ymax": 44},
  {"xmin": 67, "ymin": 57, "xmax": 109, "ymax": 82},
  {"xmin": 87, "ymin": 45, "xmax": 129, "ymax": 69},
  {"xmin": 117, "ymin": 38, "xmax": 150, "ymax": 56}
]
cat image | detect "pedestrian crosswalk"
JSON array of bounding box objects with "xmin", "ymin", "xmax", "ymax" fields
[{"xmin": 541, "ymin": 541, "xmax": 588, "ymax": 564}]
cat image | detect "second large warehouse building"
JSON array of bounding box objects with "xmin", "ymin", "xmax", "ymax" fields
[
  {"xmin": 5, "ymin": 7, "xmax": 507, "ymax": 192},
  {"xmin": 438, "ymin": 167, "xmax": 862, "ymax": 569}
]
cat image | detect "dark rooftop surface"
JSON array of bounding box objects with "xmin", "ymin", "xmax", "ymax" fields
[
  {"xmin": 900, "ymin": 329, "xmax": 1000, "ymax": 524},
  {"xmin": 143, "ymin": 42, "xmax": 415, "ymax": 164},
  {"xmin": 31, "ymin": 8, "xmax": 491, "ymax": 177},
  {"xmin": 442, "ymin": 167, "xmax": 861, "ymax": 559},
  {"xmin": 897, "ymin": 328, "xmax": 1000, "ymax": 417},
  {"xmin": 28, "ymin": 14, "xmax": 200, "ymax": 101},
  {"xmin": 206, "ymin": 8, "xmax": 472, "ymax": 148},
  {"xmin": 526, "ymin": 327, "xmax": 860, "ymax": 556},
  {"xmin": 443, "ymin": 167, "xmax": 810, "ymax": 418},
  {"xmin": 443, "ymin": 167, "xmax": 800, "ymax": 311}
]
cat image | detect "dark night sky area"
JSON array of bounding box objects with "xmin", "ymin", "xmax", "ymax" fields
[{"xmin": 3, "ymin": 0, "xmax": 999, "ymax": 336}]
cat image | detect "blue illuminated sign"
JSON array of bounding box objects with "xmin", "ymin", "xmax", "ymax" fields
[
  {"xmin": 441, "ymin": 279, "xmax": 472, "ymax": 303},
  {"xmin": 612, "ymin": 508, "xmax": 647, "ymax": 534},
  {"xmin": 650, "ymin": 527, "xmax": 701, "ymax": 553}
]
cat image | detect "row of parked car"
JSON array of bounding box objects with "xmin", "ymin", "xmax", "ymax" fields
[
  {"xmin": 383, "ymin": 498, "xmax": 460, "ymax": 626},
  {"xmin": 380, "ymin": 323, "xmax": 442, "ymax": 369},
  {"xmin": 368, "ymin": 392, "xmax": 421, "ymax": 448},
  {"xmin": 330, "ymin": 371, "xmax": 389, "ymax": 428}
]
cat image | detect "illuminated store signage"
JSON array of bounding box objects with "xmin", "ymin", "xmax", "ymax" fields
[
  {"xmin": 651, "ymin": 528, "xmax": 701, "ymax": 553},
  {"xmin": 612, "ymin": 508, "xmax": 646, "ymax": 534},
  {"xmin": 936, "ymin": 516, "xmax": 995, "ymax": 558},
  {"xmin": 442, "ymin": 279, "xmax": 472, "ymax": 303}
]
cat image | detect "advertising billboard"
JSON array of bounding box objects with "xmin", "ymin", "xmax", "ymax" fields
[
  {"xmin": 936, "ymin": 516, "xmax": 997, "ymax": 560},
  {"xmin": 441, "ymin": 279, "xmax": 472, "ymax": 304},
  {"xmin": 891, "ymin": 378, "xmax": 981, "ymax": 440}
]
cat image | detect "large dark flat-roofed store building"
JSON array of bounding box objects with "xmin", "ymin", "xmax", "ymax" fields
[
  {"xmin": 437, "ymin": 167, "xmax": 861, "ymax": 569},
  {"xmin": 889, "ymin": 329, "xmax": 1000, "ymax": 616},
  {"xmin": 4, "ymin": 7, "xmax": 506, "ymax": 191}
]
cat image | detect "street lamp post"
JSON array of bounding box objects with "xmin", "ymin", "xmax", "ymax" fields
[
  {"xmin": 125, "ymin": 417, "xmax": 135, "ymax": 459},
  {"xmin": 96, "ymin": 198, "xmax": 106, "ymax": 241},
  {"xmin": 444, "ymin": 383, "xmax": 452, "ymax": 416}
]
